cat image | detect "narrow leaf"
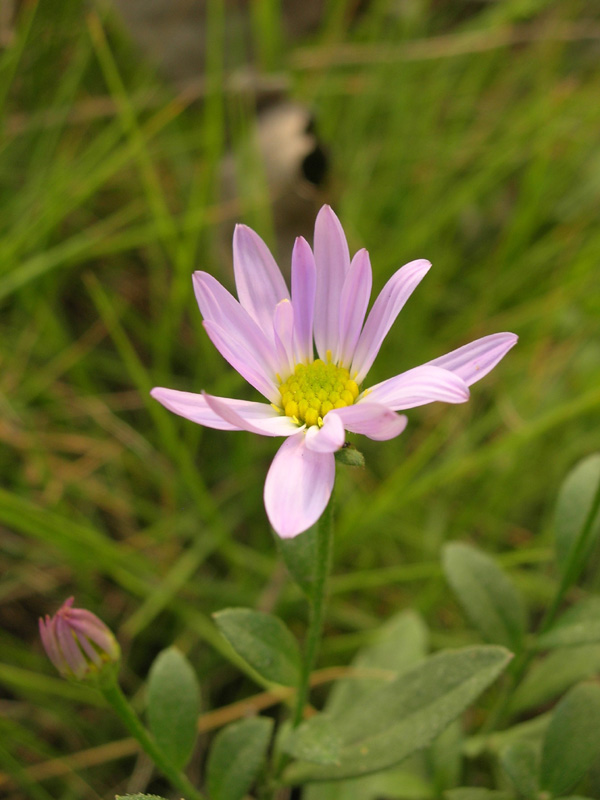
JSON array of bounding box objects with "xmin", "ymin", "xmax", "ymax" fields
[
  {"xmin": 146, "ymin": 648, "xmax": 200, "ymax": 770},
  {"xmin": 540, "ymin": 682, "xmax": 600, "ymax": 796},
  {"xmin": 555, "ymin": 454, "xmax": 600, "ymax": 575},
  {"xmin": 213, "ymin": 608, "xmax": 301, "ymax": 686},
  {"xmin": 443, "ymin": 543, "xmax": 526, "ymax": 650},
  {"xmin": 207, "ymin": 716, "xmax": 273, "ymax": 800},
  {"xmin": 283, "ymin": 646, "xmax": 511, "ymax": 783}
]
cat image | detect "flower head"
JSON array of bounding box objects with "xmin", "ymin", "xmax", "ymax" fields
[
  {"xmin": 152, "ymin": 206, "xmax": 517, "ymax": 538},
  {"xmin": 39, "ymin": 597, "xmax": 120, "ymax": 681}
]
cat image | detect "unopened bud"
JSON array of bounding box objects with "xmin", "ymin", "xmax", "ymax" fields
[{"xmin": 39, "ymin": 597, "xmax": 120, "ymax": 681}]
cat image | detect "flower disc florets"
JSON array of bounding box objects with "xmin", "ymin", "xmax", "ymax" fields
[{"xmin": 278, "ymin": 358, "xmax": 360, "ymax": 427}]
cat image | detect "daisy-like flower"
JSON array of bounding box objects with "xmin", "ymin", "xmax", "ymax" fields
[
  {"xmin": 39, "ymin": 597, "xmax": 120, "ymax": 681},
  {"xmin": 151, "ymin": 206, "xmax": 517, "ymax": 539}
]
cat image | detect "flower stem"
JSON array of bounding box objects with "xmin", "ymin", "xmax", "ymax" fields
[
  {"xmin": 101, "ymin": 679, "xmax": 205, "ymax": 800},
  {"xmin": 292, "ymin": 497, "xmax": 334, "ymax": 728}
]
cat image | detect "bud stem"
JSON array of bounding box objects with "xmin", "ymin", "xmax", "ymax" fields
[{"xmin": 101, "ymin": 680, "xmax": 205, "ymax": 800}]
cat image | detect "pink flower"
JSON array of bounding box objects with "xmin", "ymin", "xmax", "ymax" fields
[
  {"xmin": 39, "ymin": 597, "xmax": 120, "ymax": 680},
  {"xmin": 152, "ymin": 206, "xmax": 517, "ymax": 538}
]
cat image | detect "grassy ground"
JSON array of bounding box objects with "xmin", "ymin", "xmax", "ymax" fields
[{"xmin": 1, "ymin": 0, "xmax": 599, "ymax": 797}]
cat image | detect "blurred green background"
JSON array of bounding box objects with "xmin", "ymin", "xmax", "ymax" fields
[{"xmin": 0, "ymin": 0, "xmax": 599, "ymax": 797}]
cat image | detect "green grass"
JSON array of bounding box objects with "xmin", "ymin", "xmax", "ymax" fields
[{"xmin": 1, "ymin": 0, "xmax": 599, "ymax": 797}]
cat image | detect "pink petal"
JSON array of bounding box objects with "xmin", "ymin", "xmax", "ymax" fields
[
  {"xmin": 39, "ymin": 617, "xmax": 63, "ymax": 673},
  {"xmin": 351, "ymin": 259, "xmax": 431, "ymax": 384},
  {"xmin": 365, "ymin": 365, "xmax": 470, "ymax": 410},
  {"xmin": 332, "ymin": 403, "xmax": 408, "ymax": 441},
  {"xmin": 337, "ymin": 248, "xmax": 373, "ymax": 367},
  {"xmin": 203, "ymin": 392, "xmax": 302, "ymax": 437},
  {"xmin": 264, "ymin": 434, "xmax": 335, "ymax": 538},
  {"xmin": 204, "ymin": 320, "xmax": 279, "ymax": 402},
  {"xmin": 305, "ymin": 412, "xmax": 346, "ymax": 453},
  {"xmin": 273, "ymin": 299, "xmax": 295, "ymax": 378},
  {"xmin": 193, "ymin": 271, "xmax": 279, "ymax": 376},
  {"xmin": 313, "ymin": 206, "xmax": 351, "ymax": 361},
  {"xmin": 291, "ymin": 236, "xmax": 316, "ymax": 364},
  {"xmin": 427, "ymin": 332, "xmax": 518, "ymax": 386},
  {"xmin": 73, "ymin": 631, "xmax": 103, "ymax": 666},
  {"xmin": 55, "ymin": 616, "xmax": 86, "ymax": 678},
  {"xmin": 151, "ymin": 387, "xmax": 243, "ymax": 430},
  {"xmin": 233, "ymin": 224, "xmax": 289, "ymax": 335}
]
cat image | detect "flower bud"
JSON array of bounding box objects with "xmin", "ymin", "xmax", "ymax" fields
[{"xmin": 39, "ymin": 597, "xmax": 120, "ymax": 681}]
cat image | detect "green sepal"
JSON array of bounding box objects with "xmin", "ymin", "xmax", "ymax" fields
[{"xmin": 335, "ymin": 444, "xmax": 365, "ymax": 468}]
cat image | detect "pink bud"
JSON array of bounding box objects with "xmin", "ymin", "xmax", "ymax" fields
[{"xmin": 39, "ymin": 597, "xmax": 120, "ymax": 680}]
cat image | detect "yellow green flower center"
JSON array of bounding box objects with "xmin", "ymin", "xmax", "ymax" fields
[{"xmin": 278, "ymin": 359, "xmax": 360, "ymax": 427}]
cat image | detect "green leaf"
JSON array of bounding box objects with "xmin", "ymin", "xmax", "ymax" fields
[
  {"xmin": 327, "ymin": 610, "xmax": 429, "ymax": 718},
  {"xmin": 555, "ymin": 454, "xmax": 600, "ymax": 574},
  {"xmin": 284, "ymin": 714, "xmax": 342, "ymax": 765},
  {"xmin": 283, "ymin": 646, "xmax": 511, "ymax": 783},
  {"xmin": 146, "ymin": 647, "xmax": 200, "ymax": 770},
  {"xmin": 116, "ymin": 796, "xmax": 168, "ymax": 800},
  {"xmin": 509, "ymin": 645, "xmax": 600, "ymax": 714},
  {"xmin": 500, "ymin": 740, "xmax": 540, "ymax": 798},
  {"xmin": 430, "ymin": 721, "xmax": 463, "ymax": 793},
  {"xmin": 206, "ymin": 716, "xmax": 273, "ymax": 800},
  {"xmin": 443, "ymin": 543, "xmax": 526, "ymax": 650},
  {"xmin": 445, "ymin": 790, "xmax": 512, "ymax": 800},
  {"xmin": 540, "ymin": 683, "xmax": 600, "ymax": 796},
  {"xmin": 276, "ymin": 523, "xmax": 318, "ymax": 599},
  {"xmin": 536, "ymin": 597, "xmax": 600, "ymax": 649},
  {"xmin": 213, "ymin": 608, "xmax": 301, "ymax": 686},
  {"xmin": 304, "ymin": 765, "xmax": 434, "ymax": 800}
]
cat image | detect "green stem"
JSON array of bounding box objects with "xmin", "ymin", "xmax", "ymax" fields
[
  {"xmin": 292, "ymin": 497, "xmax": 334, "ymax": 728},
  {"xmin": 101, "ymin": 679, "xmax": 205, "ymax": 800}
]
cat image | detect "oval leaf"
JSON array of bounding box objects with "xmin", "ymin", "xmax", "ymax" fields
[
  {"xmin": 509, "ymin": 645, "xmax": 600, "ymax": 714},
  {"xmin": 540, "ymin": 682, "xmax": 600, "ymax": 796},
  {"xmin": 500, "ymin": 740, "xmax": 540, "ymax": 798},
  {"xmin": 283, "ymin": 645, "xmax": 511, "ymax": 783},
  {"xmin": 443, "ymin": 543, "xmax": 526, "ymax": 650},
  {"xmin": 536, "ymin": 597, "xmax": 600, "ymax": 650},
  {"xmin": 445, "ymin": 790, "xmax": 513, "ymax": 800},
  {"xmin": 327, "ymin": 609, "xmax": 429, "ymax": 718},
  {"xmin": 207, "ymin": 716, "xmax": 273, "ymax": 800},
  {"xmin": 276, "ymin": 523, "xmax": 318, "ymax": 599},
  {"xmin": 284, "ymin": 714, "xmax": 342, "ymax": 765},
  {"xmin": 146, "ymin": 647, "xmax": 200, "ymax": 770},
  {"xmin": 213, "ymin": 608, "xmax": 301, "ymax": 686},
  {"xmin": 555, "ymin": 454, "xmax": 600, "ymax": 576}
]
